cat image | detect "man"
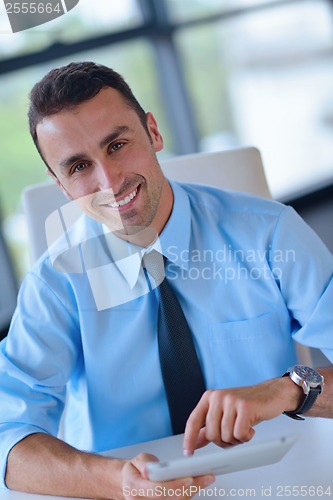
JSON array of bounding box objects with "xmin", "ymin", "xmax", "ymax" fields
[{"xmin": 1, "ymin": 62, "xmax": 332, "ymax": 499}]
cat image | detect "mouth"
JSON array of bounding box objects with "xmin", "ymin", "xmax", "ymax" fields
[{"xmin": 100, "ymin": 185, "xmax": 140, "ymax": 210}]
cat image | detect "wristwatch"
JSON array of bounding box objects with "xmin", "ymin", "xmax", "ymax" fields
[{"xmin": 282, "ymin": 365, "xmax": 324, "ymax": 420}]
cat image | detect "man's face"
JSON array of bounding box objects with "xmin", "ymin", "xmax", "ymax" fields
[{"xmin": 36, "ymin": 87, "xmax": 173, "ymax": 237}]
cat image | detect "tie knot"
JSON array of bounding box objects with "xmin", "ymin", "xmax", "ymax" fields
[{"xmin": 142, "ymin": 250, "xmax": 165, "ymax": 286}]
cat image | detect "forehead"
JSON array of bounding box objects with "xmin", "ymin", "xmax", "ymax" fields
[
  {"xmin": 36, "ymin": 88, "xmax": 140, "ymax": 158},
  {"xmin": 39, "ymin": 87, "xmax": 136, "ymax": 130}
]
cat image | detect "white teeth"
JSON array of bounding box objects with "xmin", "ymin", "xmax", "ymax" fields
[{"xmin": 106, "ymin": 188, "xmax": 138, "ymax": 208}]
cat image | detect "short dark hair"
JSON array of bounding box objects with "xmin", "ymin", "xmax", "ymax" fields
[{"xmin": 28, "ymin": 61, "xmax": 151, "ymax": 171}]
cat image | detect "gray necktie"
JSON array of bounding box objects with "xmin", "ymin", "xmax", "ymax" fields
[{"xmin": 143, "ymin": 250, "xmax": 206, "ymax": 434}]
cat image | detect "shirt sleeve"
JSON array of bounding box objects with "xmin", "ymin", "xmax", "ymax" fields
[
  {"xmin": 0, "ymin": 269, "xmax": 80, "ymax": 489},
  {"xmin": 269, "ymin": 205, "xmax": 333, "ymax": 361}
]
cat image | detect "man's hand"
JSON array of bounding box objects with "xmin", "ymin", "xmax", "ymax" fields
[
  {"xmin": 183, "ymin": 377, "xmax": 304, "ymax": 456},
  {"xmin": 6, "ymin": 433, "xmax": 215, "ymax": 499},
  {"xmin": 121, "ymin": 453, "xmax": 215, "ymax": 500}
]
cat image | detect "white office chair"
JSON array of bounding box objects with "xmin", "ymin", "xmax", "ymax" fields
[{"xmin": 21, "ymin": 146, "xmax": 312, "ymax": 366}]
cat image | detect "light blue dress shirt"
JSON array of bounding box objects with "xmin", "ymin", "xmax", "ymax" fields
[{"xmin": 0, "ymin": 181, "xmax": 332, "ymax": 488}]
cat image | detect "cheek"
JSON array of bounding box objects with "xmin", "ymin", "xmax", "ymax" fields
[
  {"xmin": 136, "ymin": 151, "xmax": 161, "ymax": 177},
  {"xmin": 64, "ymin": 172, "xmax": 96, "ymax": 195},
  {"xmin": 74, "ymin": 190, "xmax": 95, "ymax": 207}
]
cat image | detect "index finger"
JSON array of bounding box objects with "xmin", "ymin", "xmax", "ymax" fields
[{"xmin": 183, "ymin": 396, "xmax": 209, "ymax": 456}]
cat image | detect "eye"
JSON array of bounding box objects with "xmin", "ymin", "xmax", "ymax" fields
[
  {"xmin": 72, "ymin": 163, "xmax": 87, "ymax": 173},
  {"xmin": 110, "ymin": 142, "xmax": 125, "ymax": 153}
]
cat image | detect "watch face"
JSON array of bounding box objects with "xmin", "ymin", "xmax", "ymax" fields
[{"xmin": 294, "ymin": 365, "xmax": 323, "ymax": 385}]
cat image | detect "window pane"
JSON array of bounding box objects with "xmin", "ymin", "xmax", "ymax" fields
[
  {"xmin": 0, "ymin": 39, "xmax": 172, "ymax": 280},
  {"xmin": 0, "ymin": 0, "xmax": 142, "ymax": 59},
  {"xmin": 176, "ymin": 0, "xmax": 333, "ymax": 198},
  {"xmin": 168, "ymin": 0, "xmax": 279, "ymax": 22}
]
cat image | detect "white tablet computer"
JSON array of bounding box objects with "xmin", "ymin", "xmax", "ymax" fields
[{"xmin": 146, "ymin": 434, "xmax": 298, "ymax": 482}]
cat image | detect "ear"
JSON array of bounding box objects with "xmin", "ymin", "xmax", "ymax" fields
[
  {"xmin": 46, "ymin": 169, "xmax": 73, "ymax": 201},
  {"xmin": 146, "ymin": 112, "xmax": 164, "ymax": 153}
]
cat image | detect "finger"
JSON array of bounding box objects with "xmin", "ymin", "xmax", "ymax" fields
[
  {"xmin": 194, "ymin": 427, "xmax": 210, "ymax": 450},
  {"xmin": 234, "ymin": 417, "xmax": 256, "ymax": 443},
  {"xmin": 155, "ymin": 475, "xmax": 215, "ymax": 499},
  {"xmin": 133, "ymin": 453, "xmax": 198, "ymax": 489},
  {"xmin": 196, "ymin": 474, "xmax": 215, "ymax": 487},
  {"xmin": 235, "ymin": 421, "xmax": 256, "ymax": 443},
  {"xmin": 125, "ymin": 455, "xmax": 196, "ymax": 496},
  {"xmin": 183, "ymin": 394, "xmax": 210, "ymax": 456},
  {"xmin": 122, "ymin": 460, "xmax": 153, "ymax": 494},
  {"xmin": 220, "ymin": 402, "xmax": 241, "ymax": 445},
  {"xmin": 173, "ymin": 475, "xmax": 215, "ymax": 499},
  {"xmin": 189, "ymin": 474, "xmax": 215, "ymax": 495},
  {"xmin": 124, "ymin": 466, "xmax": 196, "ymax": 500},
  {"xmin": 204, "ymin": 395, "xmax": 224, "ymax": 446}
]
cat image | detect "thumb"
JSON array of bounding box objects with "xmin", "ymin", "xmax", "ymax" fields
[{"xmin": 131, "ymin": 453, "xmax": 159, "ymax": 480}]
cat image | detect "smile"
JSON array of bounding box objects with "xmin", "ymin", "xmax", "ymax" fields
[{"xmin": 103, "ymin": 187, "xmax": 138, "ymax": 208}]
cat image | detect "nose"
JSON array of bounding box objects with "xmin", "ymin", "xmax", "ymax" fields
[{"xmin": 96, "ymin": 160, "xmax": 123, "ymax": 193}]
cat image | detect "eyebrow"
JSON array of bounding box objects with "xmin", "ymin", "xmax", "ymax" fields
[
  {"xmin": 59, "ymin": 154, "xmax": 88, "ymax": 172},
  {"xmin": 59, "ymin": 125, "xmax": 131, "ymax": 172},
  {"xmin": 99, "ymin": 125, "xmax": 130, "ymax": 149}
]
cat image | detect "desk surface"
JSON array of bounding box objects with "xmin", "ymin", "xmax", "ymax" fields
[{"xmin": 1, "ymin": 415, "xmax": 332, "ymax": 500}]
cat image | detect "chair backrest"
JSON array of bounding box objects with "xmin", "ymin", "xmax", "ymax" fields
[
  {"xmin": 0, "ymin": 226, "xmax": 18, "ymax": 337},
  {"xmin": 22, "ymin": 147, "xmax": 271, "ymax": 264},
  {"xmin": 161, "ymin": 147, "xmax": 271, "ymax": 198}
]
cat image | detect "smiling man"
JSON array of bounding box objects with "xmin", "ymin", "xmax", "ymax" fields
[
  {"xmin": 34, "ymin": 76, "xmax": 172, "ymax": 237},
  {"xmin": 0, "ymin": 62, "xmax": 333, "ymax": 500}
]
